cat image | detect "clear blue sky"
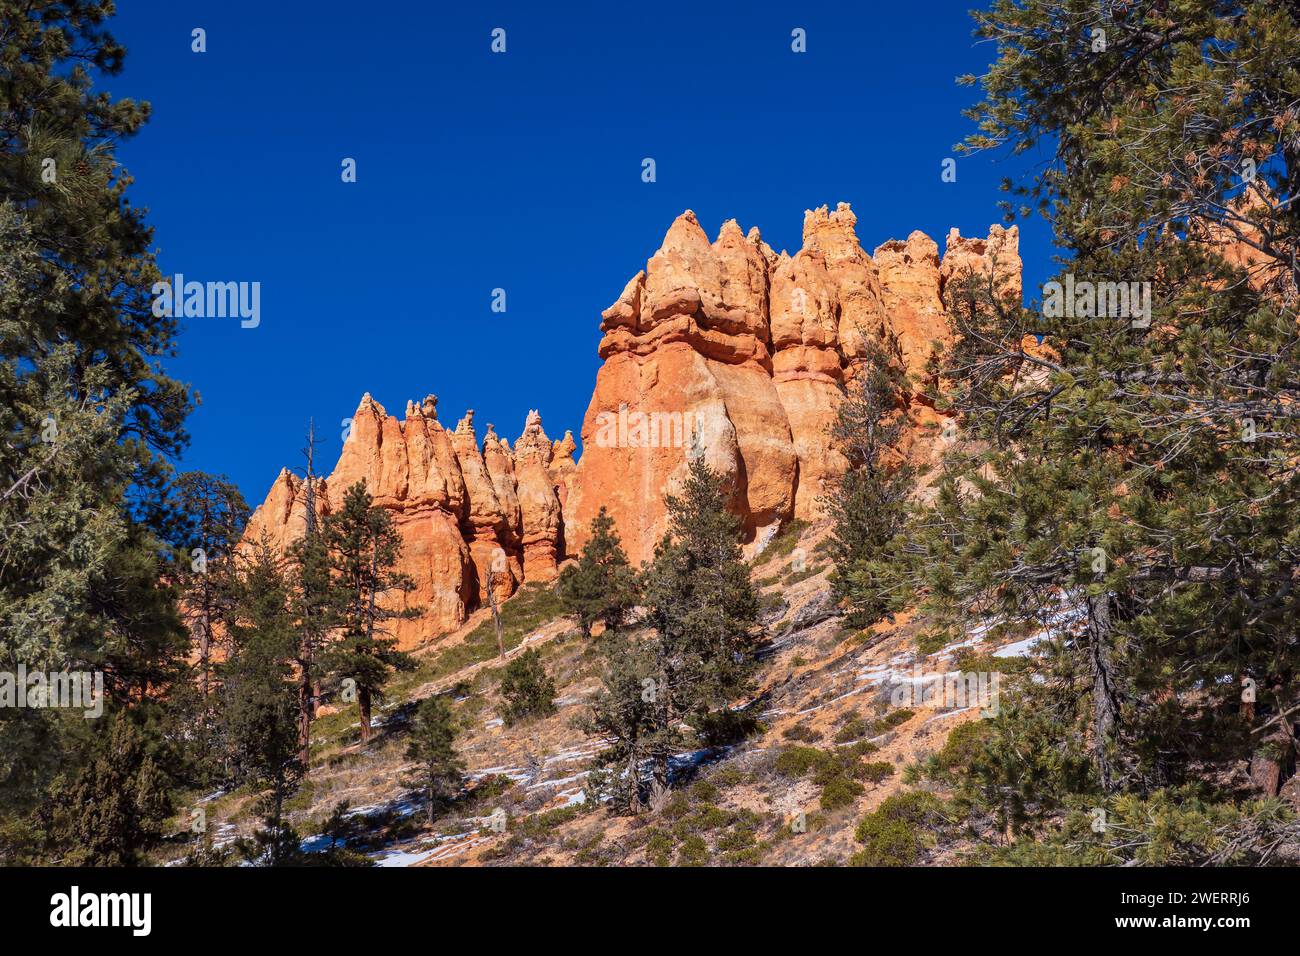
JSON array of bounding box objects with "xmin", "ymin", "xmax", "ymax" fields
[{"xmin": 107, "ymin": 0, "xmax": 1050, "ymax": 508}]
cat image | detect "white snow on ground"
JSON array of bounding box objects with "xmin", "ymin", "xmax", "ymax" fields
[
  {"xmin": 528, "ymin": 771, "xmax": 589, "ymax": 792},
  {"xmin": 765, "ymin": 598, "xmax": 1090, "ymax": 721},
  {"xmin": 295, "ymin": 737, "xmax": 613, "ymax": 865},
  {"xmin": 545, "ymin": 743, "xmax": 604, "ymax": 765},
  {"xmin": 921, "ymin": 706, "xmax": 977, "ymax": 726},
  {"xmin": 371, "ymin": 847, "xmax": 433, "ymax": 868},
  {"xmin": 992, "ymin": 636, "xmax": 1040, "ymax": 658}
]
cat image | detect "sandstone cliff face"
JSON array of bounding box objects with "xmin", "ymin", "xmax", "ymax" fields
[
  {"xmin": 243, "ymin": 395, "xmax": 567, "ymax": 649},
  {"xmin": 565, "ymin": 203, "xmax": 1022, "ymax": 566}
]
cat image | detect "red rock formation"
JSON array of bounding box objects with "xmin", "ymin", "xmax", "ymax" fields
[
  {"xmin": 514, "ymin": 410, "xmax": 565, "ymax": 582},
  {"xmin": 482, "ymin": 424, "xmax": 524, "ymax": 595},
  {"xmin": 243, "ymin": 395, "xmax": 567, "ymax": 649},
  {"xmin": 566, "ymin": 203, "xmax": 1022, "ymax": 566},
  {"xmin": 549, "ymin": 430, "xmax": 577, "ymax": 506},
  {"xmin": 246, "ymin": 203, "xmax": 1023, "ymax": 642},
  {"xmin": 241, "ymin": 468, "xmax": 327, "ymax": 555}
]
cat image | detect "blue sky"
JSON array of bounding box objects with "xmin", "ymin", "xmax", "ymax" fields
[{"xmin": 107, "ymin": 0, "xmax": 1051, "ymax": 507}]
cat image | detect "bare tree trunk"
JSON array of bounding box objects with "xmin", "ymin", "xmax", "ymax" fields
[
  {"xmin": 628, "ymin": 749, "xmax": 643, "ymax": 814},
  {"xmin": 1087, "ymin": 592, "xmax": 1120, "ymax": 792},
  {"xmin": 297, "ymin": 678, "xmax": 313, "ymax": 766},
  {"xmin": 359, "ymin": 687, "xmax": 372, "ymax": 744}
]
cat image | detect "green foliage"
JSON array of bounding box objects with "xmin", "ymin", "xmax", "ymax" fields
[
  {"xmin": 976, "ymin": 789, "xmax": 1300, "ymax": 868},
  {"xmin": 0, "ymin": 181, "xmax": 193, "ymax": 845},
  {"xmin": 926, "ymin": 719, "xmax": 993, "ymax": 780},
  {"xmin": 834, "ymin": 717, "xmax": 868, "ymax": 744},
  {"xmin": 774, "ymin": 746, "xmax": 832, "ymax": 777},
  {"xmin": 320, "ymin": 481, "xmax": 418, "ymax": 742},
  {"xmin": 888, "ymin": 0, "xmax": 1300, "ymax": 831},
  {"xmin": 872, "ymin": 709, "xmax": 914, "ymax": 733},
  {"xmin": 644, "ymin": 828, "xmax": 674, "ymax": 866},
  {"xmin": 638, "ymin": 458, "xmax": 760, "ymax": 787},
  {"xmin": 557, "ymin": 506, "xmax": 639, "ymax": 637},
  {"xmin": 57, "ymin": 715, "xmax": 172, "ymax": 865},
  {"xmin": 824, "ymin": 330, "xmax": 917, "ymax": 627},
  {"xmin": 498, "ymin": 648, "xmax": 556, "ymax": 726},
  {"xmin": 676, "ymin": 834, "xmax": 709, "ymax": 866},
  {"xmin": 219, "ymin": 546, "xmax": 304, "ymax": 862},
  {"xmin": 782, "ymin": 723, "xmax": 822, "ymax": 743},
  {"xmin": 858, "ymin": 762, "xmax": 896, "ymax": 785},
  {"xmin": 773, "ymin": 743, "xmax": 888, "ymax": 811},
  {"xmin": 587, "ymin": 459, "xmax": 760, "ymax": 807},
  {"xmin": 169, "ymin": 471, "xmax": 249, "ymax": 782},
  {"xmin": 510, "ymin": 803, "xmax": 588, "ymax": 839},
  {"xmin": 579, "ymin": 634, "xmax": 661, "ymax": 813},
  {"xmin": 0, "ymin": 4, "xmax": 199, "ymax": 846},
  {"xmin": 818, "ymin": 775, "xmax": 865, "ymax": 811},
  {"xmin": 753, "ymin": 519, "xmax": 809, "ymax": 565},
  {"xmin": 852, "ymin": 792, "xmax": 949, "ymax": 867},
  {"xmin": 402, "ymin": 695, "xmax": 464, "ymax": 823}
]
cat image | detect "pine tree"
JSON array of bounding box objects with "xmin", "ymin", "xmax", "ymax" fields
[
  {"xmin": 0, "ymin": 2, "xmax": 194, "ymax": 857},
  {"xmin": 557, "ymin": 506, "xmax": 639, "ymax": 637},
  {"xmin": 221, "ymin": 543, "xmax": 304, "ymax": 862},
  {"xmin": 905, "ymin": 0, "xmax": 1300, "ymax": 829},
  {"xmin": 286, "ymin": 421, "xmax": 340, "ymax": 768},
  {"xmin": 57, "ymin": 715, "xmax": 172, "ymax": 866},
  {"xmin": 171, "ymin": 472, "xmax": 249, "ymax": 698},
  {"xmin": 321, "ymin": 481, "xmax": 418, "ymax": 744},
  {"xmin": 403, "ymin": 695, "xmax": 464, "ymax": 823},
  {"xmin": 825, "ymin": 329, "xmax": 917, "ymax": 627},
  {"xmin": 587, "ymin": 458, "xmax": 759, "ymax": 806},
  {"xmin": 498, "ymin": 648, "xmax": 557, "ymax": 726},
  {"xmin": 579, "ymin": 635, "xmax": 659, "ymax": 813}
]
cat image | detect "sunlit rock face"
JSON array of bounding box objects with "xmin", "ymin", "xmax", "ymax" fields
[
  {"xmin": 243, "ymin": 395, "xmax": 567, "ymax": 649},
  {"xmin": 245, "ymin": 204, "xmax": 1022, "ymax": 641},
  {"xmin": 565, "ymin": 204, "xmax": 1021, "ymax": 565}
]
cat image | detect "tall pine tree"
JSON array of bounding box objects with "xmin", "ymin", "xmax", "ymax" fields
[
  {"xmin": 588, "ymin": 459, "xmax": 759, "ymax": 806},
  {"xmin": 321, "ymin": 481, "xmax": 417, "ymax": 744},
  {"xmin": 0, "ymin": 2, "xmax": 196, "ymax": 859},
  {"xmin": 899, "ymin": 0, "xmax": 1300, "ymax": 850},
  {"xmin": 825, "ymin": 328, "xmax": 917, "ymax": 627}
]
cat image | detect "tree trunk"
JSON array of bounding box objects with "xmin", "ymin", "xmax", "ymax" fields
[
  {"xmin": 298, "ymin": 420, "xmax": 319, "ymax": 770},
  {"xmin": 626, "ymin": 747, "xmax": 642, "ymax": 814},
  {"xmin": 297, "ymin": 664, "xmax": 313, "ymax": 767},
  {"xmin": 652, "ymin": 754, "xmax": 670, "ymax": 801},
  {"xmin": 198, "ymin": 604, "xmax": 211, "ymax": 699},
  {"xmin": 1087, "ymin": 592, "xmax": 1120, "ymax": 792},
  {"xmin": 359, "ymin": 686, "xmax": 372, "ymax": 744}
]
